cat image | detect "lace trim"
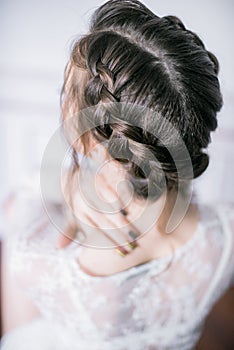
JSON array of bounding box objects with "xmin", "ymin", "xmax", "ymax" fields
[{"xmin": 196, "ymin": 206, "xmax": 233, "ymax": 316}]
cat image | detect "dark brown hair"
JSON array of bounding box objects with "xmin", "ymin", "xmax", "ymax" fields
[{"xmin": 61, "ymin": 0, "xmax": 222, "ymax": 204}]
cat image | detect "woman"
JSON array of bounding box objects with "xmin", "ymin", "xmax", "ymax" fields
[{"xmin": 1, "ymin": 1, "xmax": 234, "ymax": 349}]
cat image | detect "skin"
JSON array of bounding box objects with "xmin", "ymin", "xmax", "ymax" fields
[
  {"xmin": 1, "ymin": 141, "xmax": 200, "ymax": 333},
  {"xmin": 57, "ymin": 141, "xmax": 200, "ymax": 276}
]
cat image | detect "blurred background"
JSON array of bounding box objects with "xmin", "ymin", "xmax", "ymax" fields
[{"xmin": 0, "ymin": 0, "xmax": 234, "ymax": 227}]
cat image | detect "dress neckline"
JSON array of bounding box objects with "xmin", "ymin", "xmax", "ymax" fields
[{"xmin": 67, "ymin": 201, "xmax": 206, "ymax": 280}]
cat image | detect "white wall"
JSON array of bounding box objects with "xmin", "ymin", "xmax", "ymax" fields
[{"xmin": 0, "ymin": 0, "xmax": 233, "ymax": 228}]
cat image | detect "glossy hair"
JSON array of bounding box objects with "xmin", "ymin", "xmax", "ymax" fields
[{"xmin": 61, "ymin": 0, "xmax": 223, "ymax": 201}]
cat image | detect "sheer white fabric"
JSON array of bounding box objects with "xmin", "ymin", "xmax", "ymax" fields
[{"xmin": 1, "ymin": 182, "xmax": 234, "ymax": 350}]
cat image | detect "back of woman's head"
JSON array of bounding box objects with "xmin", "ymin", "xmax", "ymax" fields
[{"xmin": 61, "ymin": 0, "xmax": 223, "ymax": 200}]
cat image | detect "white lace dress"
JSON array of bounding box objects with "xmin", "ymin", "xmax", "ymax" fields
[{"xmin": 1, "ymin": 183, "xmax": 234, "ymax": 350}]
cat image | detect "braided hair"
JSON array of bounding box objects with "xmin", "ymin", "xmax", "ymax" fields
[{"xmin": 61, "ymin": 0, "xmax": 223, "ymax": 201}]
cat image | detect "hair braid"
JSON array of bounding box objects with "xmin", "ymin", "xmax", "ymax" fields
[{"xmin": 61, "ymin": 0, "xmax": 223, "ymax": 201}]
